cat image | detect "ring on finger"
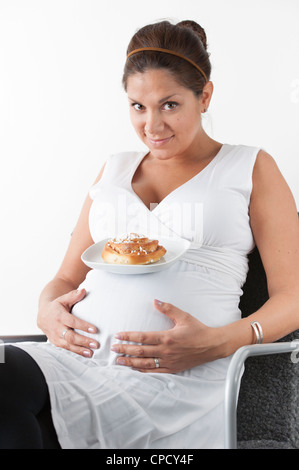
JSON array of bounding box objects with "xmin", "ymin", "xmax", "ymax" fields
[
  {"xmin": 154, "ymin": 358, "xmax": 160, "ymax": 368},
  {"xmin": 61, "ymin": 328, "xmax": 70, "ymax": 340}
]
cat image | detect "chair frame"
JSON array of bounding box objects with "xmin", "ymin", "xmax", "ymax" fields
[
  {"xmin": 224, "ymin": 340, "xmax": 299, "ymax": 449},
  {"xmin": 1, "ymin": 335, "xmax": 47, "ymax": 343}
]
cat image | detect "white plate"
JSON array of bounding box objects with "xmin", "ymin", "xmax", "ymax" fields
[{"xmin": 81, "ymin": 237, "xmax": 191, "ymax": 274}]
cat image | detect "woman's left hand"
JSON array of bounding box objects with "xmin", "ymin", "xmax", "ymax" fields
[{"xmin": 111, "ymin": 300, "xmax": 225, "ymax": 373}]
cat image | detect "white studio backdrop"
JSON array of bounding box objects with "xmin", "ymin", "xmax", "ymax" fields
[{"xmin": 0, "ymin": 0, "xmax": 298, "ymax": 334}]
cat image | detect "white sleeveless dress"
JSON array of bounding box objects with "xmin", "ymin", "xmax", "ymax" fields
[{"xmin": 15, "ymin": 144, "xmax": 260, "ymax": 449}]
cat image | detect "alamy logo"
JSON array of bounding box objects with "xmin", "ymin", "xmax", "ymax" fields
[{"xmin": 93, "ymin": 195, "xmax": 204, "ymax": 245}]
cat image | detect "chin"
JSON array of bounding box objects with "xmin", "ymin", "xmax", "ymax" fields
[
  {"xmin": 148, "ymin": 148, "xmax": 176, "ymax": 160},
  {"xmin": 145, "ymin": 141, "xmax": 180, "ymax": 160}
]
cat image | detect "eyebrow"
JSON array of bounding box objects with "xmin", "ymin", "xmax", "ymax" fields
[
  {"xmin": 158, "ymin": 94, "xmax": 178, "ymax": 104},
  {"xmin": 128, "ymin": 94, "xmax": 179, "ymax": 104}
]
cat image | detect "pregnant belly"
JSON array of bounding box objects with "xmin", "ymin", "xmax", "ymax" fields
[
  {"xmin": 71, "ymin": 265, "xmax": 242, "ymax": 365},
  {"xmin": 71, "ymin": 269, "xmax": 175, "ymax": 364}
]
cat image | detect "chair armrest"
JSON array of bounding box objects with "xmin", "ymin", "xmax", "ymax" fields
[
  {"xmin": 0, "ymin": 335, "xmax": 47, "ymax": 343},
  {"xmin": 224, "ymin": 341, "xmax": 299, "ymax": 449}
]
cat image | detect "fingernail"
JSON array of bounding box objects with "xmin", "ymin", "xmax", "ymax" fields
[
  {"xmin": 88, "ymin": 327, "xmax": 97, "ymax": 333},
  {"xmin": 154, "ymin": 299, "xmax": 163, "ymax": 306},
  {"xmin": 83, "ymin": 350, "xmax": 92, "ymax": 357},
  {"xmin": 89, "ymin": 342, "xmax": 97, "ymax": 349},
  {"xmin": 117, "ymin": 358, "xmax": 125, "ymax": 365},
  {"xmin": 110, "ymin": 345, "xmax": 119, "ymax": 352},
  {"xmin": 114, "ymin": 333, "xmax": 122, "ymax": 340}
]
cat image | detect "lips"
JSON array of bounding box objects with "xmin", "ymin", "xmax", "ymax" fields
[{"xmin": 147, "ymin": 135, "xmax": 174, "ymax": 147}]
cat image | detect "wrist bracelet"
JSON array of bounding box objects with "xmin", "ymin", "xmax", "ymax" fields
[{"xmin": 250, "ymin": 321, "xmax": 263, "ymax": 344}]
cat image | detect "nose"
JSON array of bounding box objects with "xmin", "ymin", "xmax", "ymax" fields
[{"xmin": 144, "ymin": 110, "xmax": 164, "ymax": 137}]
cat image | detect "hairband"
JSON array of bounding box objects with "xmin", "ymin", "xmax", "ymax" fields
[{"xmin": 126, "ymin": 47, "xmax": 208, "ymax": 83}]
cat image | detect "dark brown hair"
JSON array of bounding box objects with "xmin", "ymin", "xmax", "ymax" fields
[{"xmin": 122, "ymin": 20, "xmax": 211, "ymax": 97}]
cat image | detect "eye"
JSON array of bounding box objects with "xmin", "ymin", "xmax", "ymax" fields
[
  {"xmin": 131, "ymin": 102, "xmax": 144, "ymax": 111},
  {"xmin": 162, "ymin": 101, "xmax": 179, "ymax": 111}
]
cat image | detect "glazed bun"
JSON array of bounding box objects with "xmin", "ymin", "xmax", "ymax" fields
[{"xmin": 102, "ymin": 233, "xmax": 166, "ymax": 265}]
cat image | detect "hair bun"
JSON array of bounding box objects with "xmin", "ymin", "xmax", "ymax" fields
[{"xmin": 177, "ymin": 20, "xmax": 208, "ymax": 50}]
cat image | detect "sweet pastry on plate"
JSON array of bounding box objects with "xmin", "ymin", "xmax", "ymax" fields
[{"xmin": 101, "ymin": 233, "xmax": 166, "ymax": 265}]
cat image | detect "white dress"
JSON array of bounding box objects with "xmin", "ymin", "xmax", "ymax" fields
[{"xmin": 15, "ymin": 143, "xmax": 260, "ymax": 449}]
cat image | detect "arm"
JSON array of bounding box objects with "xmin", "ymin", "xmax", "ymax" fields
[
  {"xmin": 220, "ymin": 150, "xmax": 299, "ymax": 353},
  {"xmin": 37, "ymin": 166, "xmax": 105, "ymax": 357},
  {"xmin": 111, "ymin": 151, "xmax": 299, "ymax": 372}
]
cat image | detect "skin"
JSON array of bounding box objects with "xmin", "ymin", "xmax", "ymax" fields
[
  {"xmin": 37, "ymin": 69, "xmax": 299, "ymax": 373},
  {"xmin": 128, "ymin": 70, "xmax": 221, "ymax": 209}
]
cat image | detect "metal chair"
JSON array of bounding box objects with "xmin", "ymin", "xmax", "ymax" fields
[{"xmin": 224, "ymin": 244, "xmax": 299, "ymax": 449}]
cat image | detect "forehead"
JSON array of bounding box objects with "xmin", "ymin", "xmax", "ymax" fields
[{"xmin": 126, "ymin": 69, "xmax": 190, "ymax": 100}]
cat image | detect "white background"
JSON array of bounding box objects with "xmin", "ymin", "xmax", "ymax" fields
[{"xmin": 0, "ymin": 0, "xmax": 298, "ymax": 335}]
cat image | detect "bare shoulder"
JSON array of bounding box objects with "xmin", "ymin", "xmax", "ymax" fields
[
  {"xmin": 252, "ymin": 150, "xmax": 291, "ymax": 193},
  {"xmin": 250, "ymin": 149, "xmax": 299, "ymax": 294},
  {"xmin": 250, "ymin": 149, "xmax": 297, "ymax": 218}
]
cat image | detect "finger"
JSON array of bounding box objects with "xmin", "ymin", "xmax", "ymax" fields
[
  {"xmin": 62, "ymin": 339, "xmax": 95, "ymax": 358},
  {"xmin": 154, "ymin": 299, "xmax": 187, "ymax": 323},
  {"xmin": 48, "ymin": 323, "xmax": 96, "ymax": 359},
  {"xmin": 59, "ymin": 288, "xmax": 87, "ymax": 310},
  {"xmin": 114, "ymin": 330, "xmax": 162, "ymax": 345},
  {"xmin": 116, "ymin": 356, "xmax": 177, "ymax": 374},
  {"xmin": 61, "ymin": 309, "xmax": 98, "ymax": 335},
  {"xmin": 111, "ymin": 342, "xmax": 161, "ymax": 358},
  {"xmin": 62, "ymin": 329, "xmax": 99, "ymax": 357},
  {"xmin": 134, "ymin": 367, "xmax": 171, "ymax": 374},
  {"xmin": 116, "ymin": 355, "xmax": 164, "ymax": 371}
]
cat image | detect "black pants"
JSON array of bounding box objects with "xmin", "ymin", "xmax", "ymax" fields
[{"xmin": 0, "ymin": 345, "xmax": 61, "ymax": 449}]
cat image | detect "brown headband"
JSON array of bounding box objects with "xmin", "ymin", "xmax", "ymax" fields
[{"xmin": 126, "ymin": 47, "xmax": 208, "ymax": 83}]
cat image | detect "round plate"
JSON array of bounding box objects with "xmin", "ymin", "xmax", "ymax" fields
[{"xmin": 81, "ymin": 237, "xmax": 191, "ymax": 274}]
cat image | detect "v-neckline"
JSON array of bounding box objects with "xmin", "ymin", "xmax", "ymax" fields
[{"xmin": 129, "ymin": 144, "xmax": 226, "ymax": 212}]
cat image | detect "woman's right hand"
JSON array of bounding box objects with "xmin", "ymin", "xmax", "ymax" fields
[{"xmin": 37, "ymin": 288, "xmax": 99, "ymax": 358}]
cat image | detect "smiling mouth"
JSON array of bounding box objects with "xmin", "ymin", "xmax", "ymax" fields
[{"xmin": 147, "ymin": 135, "xmax": 174, "ymax": 146}]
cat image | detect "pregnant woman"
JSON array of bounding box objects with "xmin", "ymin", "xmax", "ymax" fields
[{"xmin": 1, "ymin": 19, "xmax": 299, "ymax": 449}]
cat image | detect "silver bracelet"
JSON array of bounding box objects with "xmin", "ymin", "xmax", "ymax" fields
[{"xmin": 250, "ymin": 321, "xmax": 263, "ymax": 344}]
